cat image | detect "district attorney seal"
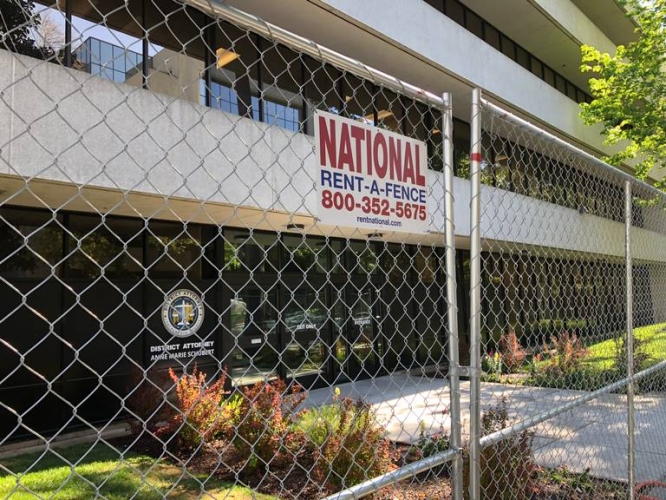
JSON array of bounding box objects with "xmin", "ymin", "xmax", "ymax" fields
[{"xmin": 161, "ymin": 289, "xmax": 205, "ymax": 337}]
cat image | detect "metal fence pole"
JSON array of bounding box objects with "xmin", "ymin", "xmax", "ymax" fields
[
  {"xmin": 443, "ymin": 92, "xmax": 463, "ymax": 500},
  {"xmin": 468, "ymin": 88, "xmax": 483, "ymax": 500},
  {"xmin": 625, "ymin": 180, "xmax": 635, "ymax": 500}
]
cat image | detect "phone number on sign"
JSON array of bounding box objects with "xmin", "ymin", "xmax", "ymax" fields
[{"xmin": 321, "ymin": 190, "xmax": 426, "ymax": 220}]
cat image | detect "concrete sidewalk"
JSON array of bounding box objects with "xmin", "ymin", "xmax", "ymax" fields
[{"xmin": 305, "ymin": 374, "xmax": 666, "ymax": 485}]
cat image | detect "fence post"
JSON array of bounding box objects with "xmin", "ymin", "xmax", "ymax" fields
[
  {"xmin": 625, "ymin": 180, "xmax": 635, "ymax": 500},
  {"xmin": 443, "ymin": 92, "xmax": 463, "ymax": 500},
  {"xmin": 468, "ymin": 88, "xmax": 483, "ymax": 500}
]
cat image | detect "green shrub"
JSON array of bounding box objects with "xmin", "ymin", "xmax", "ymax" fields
[
  {"xmin": 302, "ymin": 397, "xmax": 393, "ymax": 489},
  {"xmin": 294, "ymin": 402, "xmax": 341, "ymax": 448},
  {"xmin": 482, "ymin": 351, "xmax": 504, "ymax": 377},
  {"xmin": 408, "ymin": 420, "xmax": 450, "ymax": 462},
  {"xmin": 615, "ymin": 334, "xmax": 649, "ymax": 376}
]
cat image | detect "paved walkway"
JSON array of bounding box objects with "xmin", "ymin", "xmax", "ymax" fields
[{"xmin": 305, "ymin": 374, "xmax": 666, "ymax": 487}]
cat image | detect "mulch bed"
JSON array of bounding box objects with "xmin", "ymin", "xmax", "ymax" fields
[{"xmin": 112, "ymin": 435, "xmax": 629, "ymax": 500}]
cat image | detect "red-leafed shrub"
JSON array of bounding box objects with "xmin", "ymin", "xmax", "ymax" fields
[
  {"xmin": 545, "ymin": 331, "xmax": 588, "ymax": 375},
  {"xmin": 160, "ymin": 364, "xmax": 231, "ymax": 449},
  {"xmin": 499, "ymin": 330, "xmax": 526, "ymax": 373},
  {"xmin": 233, "ymin": 378, "xmax": 307, "ymax": 470}
]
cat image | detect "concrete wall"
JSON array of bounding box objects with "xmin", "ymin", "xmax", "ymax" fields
[
  {"xmin": 2, "ymin": 48, "xmax": 666, "ymax": 263},
  {"xmin": 318, "ymin": 0, "xmax": 613, "ymax": 156},
  {"xmin": 125, "ymin": 49, "xmax": 204, "ymax": 104},
  {"xmin": 531, "ymin": 0, "xmax": 617, "ymax": 55}
]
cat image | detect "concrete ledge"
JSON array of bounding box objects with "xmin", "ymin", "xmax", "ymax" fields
[{"xmin": 0, "ymin": 422, "xmax": 131, "ymax": 460}]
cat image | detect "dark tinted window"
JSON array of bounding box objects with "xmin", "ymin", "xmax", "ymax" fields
[
  {"xmin": 224, "ymin": 229, "xmax": 279, "ymax": 273},
  {"xmin": 0, "ymin": 208, "xmax": 63, "ymax": 279},
  {"xmin": 68, "ymin": 215, "xmax": 143, "ymax": 279}
]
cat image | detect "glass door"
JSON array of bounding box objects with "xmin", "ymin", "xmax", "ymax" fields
[
  {"xmin": 343, "ymin": 285, "xmax": 382, "ymax": 380},
  {"xmin": 226, "ymin": 285, "xmax": 280, "ymax": 387},
  {"xmin": 281, "ymin": 282, "xmax": 329, "ymax": 388}
]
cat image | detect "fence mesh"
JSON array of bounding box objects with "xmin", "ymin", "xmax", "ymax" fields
[
  {"xmin": 470, "ymin": 95, "xmax": 666, "ymax": 499},
  {"xmin": 4, "ymin": 1, "xmax": 666, "ymax": 499},
  {"xmin": 0, "ymin": 1, "xmax": 460, "ymax": 499}
]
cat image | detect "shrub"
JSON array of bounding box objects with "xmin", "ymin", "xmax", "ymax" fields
[
  {"xmin": 410, "ymin": 420, "xmax": 449, "ymax": 460},
  {"xmin": 294, "ymin": 402, "xmax": 341, "ymax": 448},
  {"xmin": 125, "ymin": 366, "xmax": 174, "ymax": 437},
  {"xmin": 302, "ymin": 397, "xmax": 393, "ymax": 489},
  {"xmin": 234, "ymin": 378, "xmax": 307, "ymax": 470},
  {"xmin": 464, "ymin": 398, "xmax": 536, "ymax": 500},
  {"xmin": 615, "ymin": 333, "xmax": 649, "ymax": 376},
  {"xmin": 543, "ymin": 331, "xmax": 588, "ymax": 375},
  {"xmin": 482, "ymin": 351, "xmax": 504, "ymax": 377},
  {"xmin": 499, "ymin": 331, "xmax": 526, "ymax": 373},
  {"xmin": 160, "ymin": 365, "xmax": 231, "ymax": 449}
]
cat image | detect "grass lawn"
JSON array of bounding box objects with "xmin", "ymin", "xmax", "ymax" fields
[
  {"xmin": 0, "ymin": 442, "xmax": 278, "ymax": 500},
  {"xmin": 584, "ymin": 321, "xmax": 666, "ymax": 373}
]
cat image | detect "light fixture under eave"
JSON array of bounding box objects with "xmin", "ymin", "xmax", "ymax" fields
[
  {"xmin": 216, "ymin": 48, "xmax": 239, "ymax": 68},
  {"xmin": 286, "ymin": 223, "xmax": 305, "ymax": 230},
  {"xmin": 364, "ymin": 110, "xmax": 393, "ymax": 122}
]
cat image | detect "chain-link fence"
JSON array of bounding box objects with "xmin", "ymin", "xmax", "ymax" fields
[
  {"xmin": 3, "ymin": 1, "xmax": 666, "ymax": 499},
  {"xmin": 0, "ymin": 1, "xmax": 465, "ymax": 499},
  {"xmin": 468, "ymin": 89, "xmax": 666, "ymax": 500}
]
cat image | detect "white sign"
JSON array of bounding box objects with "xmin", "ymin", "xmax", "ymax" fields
[{"xmin": 314, "ymin": 110, "xmax": 429, "ymax": 233}]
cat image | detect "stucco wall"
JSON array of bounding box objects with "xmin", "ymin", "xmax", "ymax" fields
[
  {"xmin": 2, "ymin": 48, "xmax": 665, "ymax": 265},
  {"xmin": 319, "ymin": 0, "xmax": 614, "ymax": 156}
]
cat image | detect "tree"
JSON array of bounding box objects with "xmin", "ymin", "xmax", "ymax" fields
[
  {"xmin": 580, "ymin": 0, "xmax": 666, "ymax": 189},
  {"xmin": 0, "ymin": 0, "xmax": 54, "ymax": 59},
  {"xmin": 32, "ymin": 12, "xmax": 63, "ymax": 54}
]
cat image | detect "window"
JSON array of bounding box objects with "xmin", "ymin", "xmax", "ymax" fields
[
  {"xmin": 281, "ymin": 234, "xmax": 328, "ymax": 273},
  {"xmin": 530, "ymin": 56, "xmax": 543, "ymax": 79},
  {"xmin": 484, "ymin": 25, "xmax": 501, "ymax": 51},
  {"xmin": 259, "ymin": 42, "xmax": 303, "ymax": 132},
  {"xmin": 209, "ymin": 81, "xmax": 239, "ymax": 114},
  {"xmin": 146, "ymin": 222, "xmax": 205, "ymax": 279},
  {"xmin": 68, "ymin": 215, "xmax": 143, "ymax": 279},
  {"xmin": 228, "ymin": 287, "xmax": 279, "ymax": 385},
  {"xmin": 375, "ymin": 88, "xmax": 404, "ymax": 133},
  {"xmin": 224, "ymin": 229, "xmax": 279, "ymax": 273},
  {"xmin": 555, "ymin": 74, "xmax": 567, "ymax": 94},
  {"xmin": 262, "ymin": 99, "xmax": 300, "ymax": 131},
  {"xmin": 501, "ymin": 35, "xmax": 516, "ymax": 59},
  {"xmin": 425, "ymin": 0, "xmax": 443, "ymax": 12},
  {"xmin": 428, "ymin": 1, "xmax": 592, "ymax": 104},
  {"xmin": 516, "ymin": 46, "xmax": 529, "ymax": 70},
  {"xmin": 466, "ymin": 10, "xmax": 484, "ymax": 38},
  {"xmin": 0, "ymin": 208, "xmax": 63, "ymax": 279},
  {"xmin": 566, "ymin": 82, "xmax": 577, "ymax": 100},
  {"xmin": 282, "ymin": 284, "xmax": 328, "ymax": 379},
  {"xmin": 380, "ymin": 243, "xmax": 412, "ymax": 284},
  {"xmin": 445, "ymin": 0, "xmax": 465, "ymax": 25},
  {"xmin": 346, "ymin": 241, "xmax": 378, "ymax": 275}
]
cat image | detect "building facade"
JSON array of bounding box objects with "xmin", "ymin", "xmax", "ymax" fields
[{"xmin": 1, "ymin": 0, "xmax": 660, "ymax": 440}]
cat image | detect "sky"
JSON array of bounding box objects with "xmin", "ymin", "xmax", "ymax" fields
[{"xmin": 35, "ymin": 4, "xmax": 161, "ymax": 56}]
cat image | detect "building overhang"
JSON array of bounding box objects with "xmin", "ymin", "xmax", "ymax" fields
[{"xmin": 570, "ymin": 0, "xmax": 639, "ymax": 46}]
